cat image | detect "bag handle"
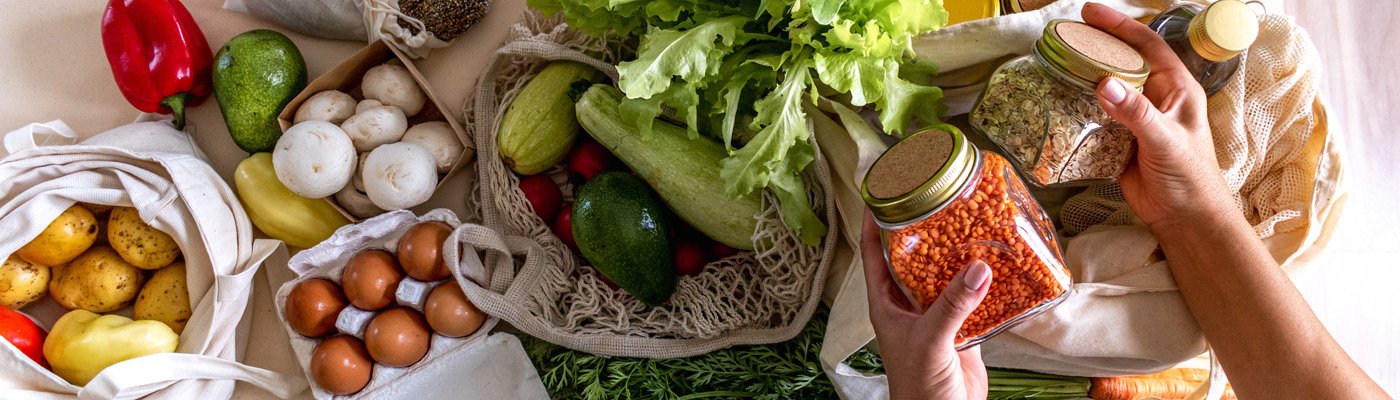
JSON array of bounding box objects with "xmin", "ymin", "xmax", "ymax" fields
[
  {"xmin": 79, "ymin": 353, "xmax": 307, "ymax": 400},
  {"xmin": 3, "ymin": 120, "xmax": 79, "ymax": 156}
]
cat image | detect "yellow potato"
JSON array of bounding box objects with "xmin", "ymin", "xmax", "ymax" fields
[
  {"xmin": 79, "ymin": 203, "xmax": 113, "ymax": 218},
  {"xmin": 107, "ymin": 207, "xmax": 181, "ymax": 270},
  {"xmin": 0, "ymin": 255, "xmax": 50, "ymax": 309},
  {"xmin": 49, "ymin": 245, "xmax": 145, "ymax": 313},
  {"xmin": 16, "ymin": 205, "xmax": 99, "ymax": 266},
  {"xmin": 134, "ymin": 263, "xmax": 191, "ymax": 334}
]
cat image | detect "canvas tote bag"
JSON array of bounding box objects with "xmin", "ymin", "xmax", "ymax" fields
[{"xmin": 0, "ymin": 118, "xmax": 308, "ymax": 399}]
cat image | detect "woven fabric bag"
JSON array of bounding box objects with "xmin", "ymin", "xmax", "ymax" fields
[
  {"xmin": 0, "ymin": 118, "xmax": 307, "ymax": 399},
  {"xmin": 455, "ymin": 12, "xmax": 838, "ymax": 358}
]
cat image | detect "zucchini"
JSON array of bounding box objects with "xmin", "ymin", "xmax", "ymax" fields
[
  {"xmin": 497, "ymin": 61, "xmax": 604, "ymax": 175},
  {"xmin": 575, "ymin": 85, "xmax": 760, "ymax": 250}
]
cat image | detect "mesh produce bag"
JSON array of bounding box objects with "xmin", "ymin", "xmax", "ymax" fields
[{"xmin": 454, "ymin": 12, "xmax": 838, "ymax": 358}]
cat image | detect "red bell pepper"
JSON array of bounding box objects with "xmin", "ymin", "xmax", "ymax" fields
[
  {"xmin": 0, "ymin": 305, "xmax": 47, "ymax": 369},
  {"xmin": 101, "ymin": 0, "xmax": 213, "ymax": 130}
]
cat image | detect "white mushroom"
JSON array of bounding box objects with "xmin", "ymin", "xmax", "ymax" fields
[
  {"xmin": 334, "ymin": 185, "xmax": 386, "ymax": 219},
  {"xmin": 294, "ymin": 90, "xmax": 357, "ymax": 124},
  {"xmin": 273, "ymin": 121, "xmax": 357, "ymax": 198},
  {"xmin": 355, "ymin": 99, "xmax": 383, "ymax": 114},
  {"xmin": 400, "ymin": 121, "xmax": 465, "ymax": 173},
  {"xmin": 361, "ymin": 64, "xmax": 425, "ymax": 117},
  {"xmin": 340, "ymin": 105, "xmax": 408, "ymax": 152},
  {"xmin": 352, "ymin": 152, "xmax": 370, "ymax": 193},
  {"xmin": 362, "ymin": 143, "xmax": 438, "ymax": 210}
]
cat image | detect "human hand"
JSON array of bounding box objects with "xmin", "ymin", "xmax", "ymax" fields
[
  {"xmin": 862, "ymin": 213, "xmax": 991, "ymax": 400},
  {"xmin": 1082, "ymin": 3, "xmax": 1239, "ymax": 232}
]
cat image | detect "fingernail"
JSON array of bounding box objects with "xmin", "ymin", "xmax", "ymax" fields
[
  {"xmin": 1102, "ymin": 78, "xmax": 1129, "ymax": 104},
  {"xmin": 963, "ymin": 262, "xmax": 991, "ymax": 290}
]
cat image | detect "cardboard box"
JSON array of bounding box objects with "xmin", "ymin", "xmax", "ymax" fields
[{"xmin": 278, "ymin": 40, "xmax": 475, "ymax": 221}]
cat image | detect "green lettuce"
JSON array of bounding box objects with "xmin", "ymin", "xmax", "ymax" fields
[{"xmin": 531, "ymin": 0, "xmax": 949, "ymax": 246}]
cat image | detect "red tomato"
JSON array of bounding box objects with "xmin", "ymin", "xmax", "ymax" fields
[
  {"xmin": 553, "ymin": 206, "xmax": 576, "ymax": 249},
  {"xmin": 0, "ymin": 305, "xmax": 47, "ymax": 368},
  {"xmin": 517, "ymin": 174, "xmax": 563, "ymax": 221},
  {"xmin": 673, "ymin": 240, "xmax": 707, "ymax": 277},
  {"xmin": 566, "ymin": 141, "xmax": 615, "ymax": 180},
  {"xmin": 710, "ymin": 241, "xmax": 740, "ymax": 260}
]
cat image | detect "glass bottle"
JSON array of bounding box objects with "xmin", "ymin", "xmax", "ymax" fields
[
  {"xmin": 1148, "ymin": 0, "xmax": 1259, "ymax": 96},
  {"xmin": 862, "ymin": 127, "xmax": 1071, "ymax": 350},
  {"xmin": 969, "ymin": 20, "xmax": 1150, "ymax": 187},
  {"xmin": 946, "ymin": 0, "xmax": 1001, "ymax": 26}
]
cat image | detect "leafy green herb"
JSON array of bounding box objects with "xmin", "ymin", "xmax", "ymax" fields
[
  {"xmin": 525, "ymin": 306, "xmax": 883, "ymax": 399},
  {"xmin": 523, "ymin": 306, "xmax": 1089, "ymax": 399},
  {"xmin": 530, "ymin": 0, "xmax": 952, "ymax": 246}
]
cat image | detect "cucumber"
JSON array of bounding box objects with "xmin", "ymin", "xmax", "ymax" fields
[
  {"xmin": 575, "ymin": 85, "xmax": 760, "ymax": 250},
  {"xmin": 572, "ymin": 172, "xmax": 675, "ymax": 306},
  {"xmin": 497, "ymin": 61, "xmax": 604, "ymax": 175}
]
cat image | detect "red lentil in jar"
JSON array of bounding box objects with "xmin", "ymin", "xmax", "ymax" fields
[{"xmin": 861, "ymin": 127, "xmax": 1071, "ymax": 349}]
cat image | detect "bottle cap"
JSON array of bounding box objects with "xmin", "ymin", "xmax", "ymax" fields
[
  {"xmin": 1036, "ymin": 20, "xmax": 1151, "ymax": 89},
  {"xmin": 1189, "ymin": 0, "xmax": 1260, "ymax": 62},
  {"xmin": 862, "ymin": 127, "xmax": 979, "ymax": 224}
]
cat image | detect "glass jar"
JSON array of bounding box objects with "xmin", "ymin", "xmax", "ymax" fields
[
  {"xmin": 861, "ymin": 127, "xmax": 1071, "ymax": 349},
  {"xmin": 969, "ymin": 20, "xmax": 1150, "ymax": 187},
  {"xmin": 1000, "ymin": 0, "xmax": 1056, "ymax": 14},
  {"xmin": 1148, "ymin": 0, "xmax": 1259, "ymax": 96}
]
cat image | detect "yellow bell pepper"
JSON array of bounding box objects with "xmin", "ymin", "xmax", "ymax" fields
[
  {"xmin": 234, "ymin": 153, "xmax": 350, "ymax": 248},
  {"xmin": 43, "ymin": 310, "xmax": 179, "ymax": 386}
]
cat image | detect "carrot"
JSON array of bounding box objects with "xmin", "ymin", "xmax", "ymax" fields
[{"xmin": 1090, "ymin": 368, "xmax": 1236, "ymax": 400}]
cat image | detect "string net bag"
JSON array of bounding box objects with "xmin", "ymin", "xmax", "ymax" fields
[{"xmin": 456, "ymin": 11, "xmax": 838, "ymax": 358}]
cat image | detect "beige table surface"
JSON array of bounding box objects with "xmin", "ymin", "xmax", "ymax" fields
[{"xmin": 4, "ymin": 0, "xmax": 1396, "ymax": 398}]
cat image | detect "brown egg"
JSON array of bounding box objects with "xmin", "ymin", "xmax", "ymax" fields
[
  {"xmin": 424, "ymin": 281, "xmax": 486, "ymax": 338},
  {"xmin": 397, "ymin": 222, "xmax": 452, "ymax": 281},
  {"xmin": 341, "ymin": 250, "xmax": 404, "ymax": 310},
  {"xmin": 364, "ymin": 307, "xmax": 431, "ymax": 367},
  {"xmin": 285, "ymin": 278, "xmax": 349, "ymax": 338},
  {"xmin": 310, "ymin": 335, "xmax": 374, "ymax": 396}
]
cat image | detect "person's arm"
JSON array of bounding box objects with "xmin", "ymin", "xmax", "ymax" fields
[{"xmin": 1083, "ymin": 4, "xmax": 1389, "ymax": 398}]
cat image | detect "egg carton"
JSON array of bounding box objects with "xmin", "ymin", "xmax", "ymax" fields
[{"xmin": 274, "ymin": 209, "xmax": 510, "ymax": 399}]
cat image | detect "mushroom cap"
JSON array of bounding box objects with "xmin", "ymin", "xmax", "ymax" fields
[
  {"xmin": 362, "ymin": 143, "xmax": 438, "ymax": 210},
  {"xmin": 341, "ymin": 105, "xmax": 408, "ymax": 152},
  {"xmin": 273, "ymin": 121, "xmax": 358, "ymax": 198},
  {"xmin": 361, "ymin": 64, "xmax": 426, "ymax": 117},
  {"xmin": 401, "ymin": 121, "xmax": 465, "ymax": 173},
  {"xmin": 294, "ymin": 90, "xmax": 357, "ymax": 124}
]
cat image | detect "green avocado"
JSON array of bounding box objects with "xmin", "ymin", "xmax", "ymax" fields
[
  {"xmin": 213, "ymin": 29, "xmax": 307, "ymax": 153},
  {"xmin": 572, "ymin": 172, "xmax": 676, "ymax": 306}
]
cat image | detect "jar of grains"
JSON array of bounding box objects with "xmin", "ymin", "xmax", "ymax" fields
[
  {"xmin": 969, "ymin": 20, "xmax": 1150, "ymax": 186},
  {"xmin": 862, "ymin": 127, "xmax": 1072, "ymax": 349}
]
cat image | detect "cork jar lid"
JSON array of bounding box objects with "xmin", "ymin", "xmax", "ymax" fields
[
  {"xmin": 862, "ymin": 127, "xmax": 979, "ymax": 224},
  {"xmin": 1035, "ymin": 20, "xmax": 1150, "ymax": 89},
  {"xmin": 1189, "ymin": 0, "xmax": 1260, "ymax": 62}
]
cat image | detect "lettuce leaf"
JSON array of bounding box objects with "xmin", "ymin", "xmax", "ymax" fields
[{"xmin": 538, "ymin": 0, "xmax": 949, "ymax": 246}]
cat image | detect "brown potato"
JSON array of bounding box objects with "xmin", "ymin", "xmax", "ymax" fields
[
  {"xmin": 108, "ymin": 207, "xmax": 180, "ymax": 270},
  {"xmin": 16, "ymin": 205, "xmax": 99, "ymax": 266},
  {"xmin": 0, "ymin": 255, "xmax": 50, "ymax": 309},
  {"xmin": 134, "ymin": 263, "xmax": 191, "ymax": 334},
  {"xmin": 49, "ymin": 245, "xmax": 145, "ymax": 313}
]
